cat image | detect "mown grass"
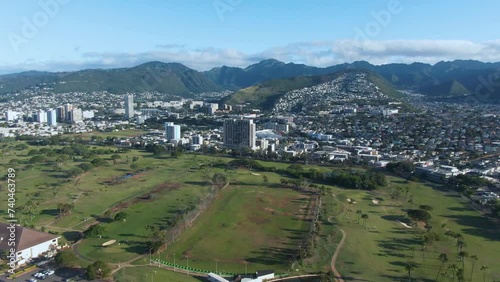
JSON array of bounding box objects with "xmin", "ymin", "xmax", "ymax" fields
[
  {"xmin": 329, "ymin": 177, "xmax": 500, "ymax": 281},
  {"xmin": 114, "ymin": 266, "xmax": 202, "ymax": 282}
]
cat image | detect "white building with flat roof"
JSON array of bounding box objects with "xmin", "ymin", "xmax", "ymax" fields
[
  {"xmin": 46, "ymin": 109, "xmax": 57, "ymax": 126},
  {"xmin": 124, "ymin": 94, "xmax": 134, "ymax": 119},
  {"xmin": 165, "ymin": 122, "xmax": 181, "ymax": 141}
]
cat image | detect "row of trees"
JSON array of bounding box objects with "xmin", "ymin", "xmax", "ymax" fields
[{"xmin": 326, "ymin": 170, "xmax": 387, "ymax": 190}]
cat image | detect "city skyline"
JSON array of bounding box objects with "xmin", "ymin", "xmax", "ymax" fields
[{"xmin": 1, "ymin": 0, "xmax": 500, "ymax": 74}]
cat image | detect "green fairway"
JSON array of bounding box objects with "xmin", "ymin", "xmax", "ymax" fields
[
  {"xmin": 1, "ymin": 138, "xmax": 498, "ymax": 281},
  {"xmin": 329, "ymin": 178, "xmax": 500, "ymax": 282},
  {"xmin": 114, "ymin": 266, "xmax": 202, "ymax": 282},
  {"xmin": 160, "ymin": 169, "xmax": 316, "ymax": 273}
]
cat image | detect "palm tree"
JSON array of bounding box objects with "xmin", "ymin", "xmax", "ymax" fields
[
  {"xmin": 458, "ymin": 251, "xmax": 468, "ymax": 271},
  {"xmin": 436, "ymin": 253, "xmax": 448, "ymax": 280},
  {"xmin": 361, "ymin": 214, "xmax": 369, "ymax": 228},
  {"xmin": 469, "ymin": 255, "xmax": 478, "ymax": 282},
  {"xmin": 456, "ymin": 239, "xmax": 466, "ymax": 254},
  {"xmin": 448, "ymin": 264, "xmax": 459, "ymax": 282},
  {"xmin": 405, "ymin": 262, "xmax": 417, "ymax": 282},
  {"xmin": 356, "ymin": 210, "xmax": 363, "ymax": 224},
  {"xmin": 408, "ymin": 194, "xmax": 414, "ymax": 208},
  {"xmin": 479, "ymin": 265, "xmax": 488, "ymax": 282}
]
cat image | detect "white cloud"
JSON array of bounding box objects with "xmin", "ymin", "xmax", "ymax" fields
[{"xmin": 2, "ymin": 39, "xmax": 500, "ymax": 74}]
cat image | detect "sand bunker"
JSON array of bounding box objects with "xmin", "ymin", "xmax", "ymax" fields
[
  {"xmin": 251, "ymin": 172, "xmax": 261, "ymax": 176},
  {"xmin": 372, "ymin": 199, "xmax": 380, "ymax": 204},
  {"xmin": 397, "ymin": 221, "xmax": 413, "ymax": 228}
]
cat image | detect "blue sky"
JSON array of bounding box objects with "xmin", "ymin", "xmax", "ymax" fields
[{"xmin": 1, "ymin": 0, "xmax": 500, "ymax": 74}]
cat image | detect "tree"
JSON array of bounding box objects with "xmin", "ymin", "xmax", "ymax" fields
[
  {"xmin": 262, "ymin": 175, "xmax": 268, "ymax": 184},
  {"xmin": 86, "ymin": 260, "xmax": 111, "ymax": 279},
  {"xmin": 78, "ymin": 162, "xmax": 94, "ymax": 172},
  {"xmin": 83, "ymin": 224, "xmax": 106, "ymax": 238},
  {"xmin": 469, "ymin": 255, "xmax": 478, "ymax": 282},
  {"xmin": 91, "ymin": 158, "xmax": 107, "ymax": 167},
  {"xmin": 456, "ymin": 239, "xmax": 466, "ymax": 254},
  {"xmin": 419, "ymin": 205, "xmax": 433, "ymax": 211},
  {"xmin": 404, "ymin": 261, "xmax": 417, "ymax": 282},
  {"xmin": 21, "ymin": 200, "xmax": 40, "ymax": 221},
  {"xmin": 212, "ymin": 173, "xmax": 228, "ymax": 188},
  {"xmin": 57, "ymin": 203, "xmax": 74, "ymax": 217},
  {"xmin": 407, "ymin": 209, "xmax": 432, "ymax": 223},
  {"xmin": 361, "ymin": 214, "xmax": 369, "ymax": 228},
  {"xmin": 110, "ymin": 154, "xmax": 121, "ymax": 165},
  {"xmin": 448, "ymin": 264, "xmax": 459, "ymax": 281},
  {"xmin": 114, "ymin": 212, "xmax": 127, "ymax": 221},
  {"xmin": 458, "ymin": 251, "xmax": 468, "ymax": 270},
  {"xmin": 480, "ymin": 265, "xmax": 488, "ymax": 282},
  {"xmin": 67, "ymin": 167, "xmax": 83, "ymax": 178},
  {"xmin": 356, "ymin": 210, "xmax": 363, "ymax": 224},
  {"xmin": 436, "ymin": 253, "xmax": 448, "ymax": 280},
  {"xmin": 408, "ymin": 194, "xmax": 414, "ymax": 208},
  {"xmin": 55, "ymin": 250, "xmax": 79, "ymax": 267}
]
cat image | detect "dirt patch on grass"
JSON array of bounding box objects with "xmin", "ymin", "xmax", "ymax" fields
[{"xmin": 111, "ymin": 182, "xmax": 181, "ymax": 212}]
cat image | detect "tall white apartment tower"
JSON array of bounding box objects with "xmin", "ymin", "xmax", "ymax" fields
[
  {"xmin": 46, "ymin": 109, "xmax": 57, "ymax": 126},
  {"xmin": 165, "ymin": 122, "xmax": 181, "ymax": 141},
  {"xmin": 124, "ymin": 94, "xmax": 134, "ymax": 119},
  {"xmin": 223, "ymin": 119, "xmax": 256, "ymax": 149}
]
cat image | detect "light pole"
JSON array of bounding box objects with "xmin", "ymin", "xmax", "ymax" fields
[
  {"xmin": 216, "ymin": 260, "xmax": 218, "ymax": 273},
  {"xmin": 149, "ymin": 249, "xmax": 151, "ymax": 265},
  {"xmin": 173, "ymin": 253, "xmax": 176, "ymax": 272},
  {"xmin": 187, "ymin": 257, "xmax": 189, "ymax": 275}
]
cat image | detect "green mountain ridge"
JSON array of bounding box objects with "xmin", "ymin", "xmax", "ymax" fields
[
  {"xmin": 1, "ymin": 59, "xmax": 499, "ymax": 103},
  {"xmin": 222, "ymin": 70, "xmax": 404, "ymax": 110}
]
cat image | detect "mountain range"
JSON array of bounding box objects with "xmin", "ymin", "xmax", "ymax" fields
[{"xmin": 1, "ymin": 59, "xmax": 499, "ymax": 103}]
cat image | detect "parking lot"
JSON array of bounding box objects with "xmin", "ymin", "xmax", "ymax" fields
[{"xmin": 4, "ymin": 263, "xmax": 88, "ymax": 282}]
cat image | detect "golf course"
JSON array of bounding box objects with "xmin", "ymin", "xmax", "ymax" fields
[{"xmin": 0, "ymin": 133, "xmax": 498, "ymax": 282}]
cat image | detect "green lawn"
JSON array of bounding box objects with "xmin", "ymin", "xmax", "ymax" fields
[
  {"xmin": 114, "ymin": 266, "xmax": 202, "ymax": 282},
  {"xmin": 158, "ymin": 169, "xmax": 315, "ymax": 274},
  {"xmin": 1, "ymin": 139, "xmax": 498, "ymax": 281},
  {"xmin": 329, "ymin": 177, "xmax": 500, "ymax": 282}
]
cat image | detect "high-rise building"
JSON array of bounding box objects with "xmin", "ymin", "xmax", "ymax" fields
[
  {"xmin": 192, "ymin": 135, "xmax": 203, "ymax": 145},
  {"xmin": 124, "ymin": 94, "xmax": 134, "ymax": 119},
  {"xmin": 165, "ymin": 122, "xmax": 181, "ymax": 141},
  {"xmin": 46, "ymin": 109, "xmax": 57, "ymax": 126},
  {"xmin": 5, "ymin": 110, "xmax": 20, "ymax": 121},
  {"xmin": 68, "ymin": 108, "xmax": 83, "ymax": 123},
  {"xmin": 35, "ymin": 110, "xmax": 47, "ymax": 124},
  {"xmin": 64, "ymin": 104, "xmax": 73, "ymax": 121},
  {"xmin": 223, "ymin": 119, "xmax": 256, "ymax": 149},
  {"xmin": 56, "ymin": 107, "xmax": 64, "ymax": 122}
]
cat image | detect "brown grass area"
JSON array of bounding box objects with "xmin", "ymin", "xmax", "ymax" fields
[{"xmin": 111, "ymin": 182, "xmax": 181, "ymax": 212}]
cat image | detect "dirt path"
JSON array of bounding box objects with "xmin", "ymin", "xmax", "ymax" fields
[{"xmin": 330, "ymin": 228, "xmax": 346, "ymax": 282}]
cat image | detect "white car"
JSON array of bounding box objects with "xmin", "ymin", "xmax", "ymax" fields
[
  {"xmin": 29, "ymin": 278, "xmax": 37, "ymax": 282},
  {"xmin": 43, "ymin": 269, "xmax": 55, "ymax": 276}
]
